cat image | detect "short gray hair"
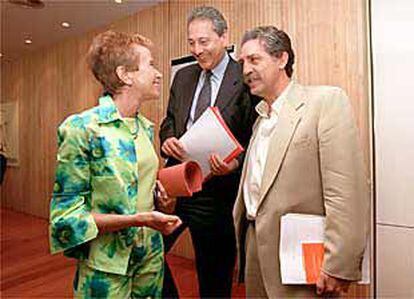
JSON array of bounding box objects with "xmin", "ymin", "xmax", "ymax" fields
[
  {"xmin": 241, "ymin": 26, "xmax": 295, "ymax": 78},
  {"xmin": 187, "ymin": 6, "xmax": 228, "ymax": 36}
]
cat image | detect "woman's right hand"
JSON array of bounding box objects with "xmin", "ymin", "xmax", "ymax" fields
[
  {"xmin": 154, "ymin": 180, "xmax": 176, "ymax": 214},
  {"xmin": 138, "ymin": 211, "xmax": 182, "ymax": 235}
]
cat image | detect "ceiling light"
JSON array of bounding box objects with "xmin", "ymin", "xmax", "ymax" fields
[
  {"xmin": 24, "ymin": 38, "xmax": 32, "ymax": 45},
  {"xmin": 114, "ymin": 0, "xmax": 122, "ymax": 3},
  {"xmin": 0, "ymin": 53, "xmax": 3, "ymax": 58},
  {"xmin": 61, "ymin": 21, "xmax": 70, "ymax": 28}
]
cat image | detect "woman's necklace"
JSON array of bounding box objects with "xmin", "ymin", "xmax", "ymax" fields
[{"xmin": 131, "ymin": 117, "xmax": 140, "ymax": 139}]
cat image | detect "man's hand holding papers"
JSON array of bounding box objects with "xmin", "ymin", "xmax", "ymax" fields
[
  {"xmin": 279, "ymin": 213, "xmax": 369, "ymax": 296},
  {"xmin": 161, "ymin": 137, "xmax": 187, "ymax": 161},
  {"xmin": 178, "ymin": 107, "xmax": 244, "ymax": 179},
  {"xmin": 316, "ymin": 271, "xmax": 351, "ymax": 296},
  {"xmin": 209, "ymin": 154, "xmax": 239, "ymax": 176}
]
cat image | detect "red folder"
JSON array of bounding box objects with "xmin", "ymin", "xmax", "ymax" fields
[
  {"xmin": 179, "ymin": 107, "xmax": 244, "ymax": 179},
  {"xmin": 210, "ymin": 107, "xmax": 244, "ymax": 163}
]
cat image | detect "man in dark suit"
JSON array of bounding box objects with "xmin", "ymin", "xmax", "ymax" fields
[{"xmin": 159, "ymin": 6, "xmax": 257, "ymax": 299}]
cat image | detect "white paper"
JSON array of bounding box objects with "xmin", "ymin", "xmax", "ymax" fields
[
  {"xmin": 279, "ymin": 213, "xmax": 370, "ymax": 284},
  {"xmin": 179, "ymin": 107, "xmax": 241, "ymax": 178}
]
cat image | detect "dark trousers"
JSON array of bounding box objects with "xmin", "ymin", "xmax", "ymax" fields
[{"xmin": 162, "ymin": 196, "xmax": 236, "ymax": 298}]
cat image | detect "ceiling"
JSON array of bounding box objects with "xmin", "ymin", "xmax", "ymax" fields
[{"xmin": 0, "ymin": 0, "xmax": 165, "ymax": 62}]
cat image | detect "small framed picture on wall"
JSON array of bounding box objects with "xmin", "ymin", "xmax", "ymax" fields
[{"xmin": 0, "ymin": 101, "xmax": 19, "ymax": 167}]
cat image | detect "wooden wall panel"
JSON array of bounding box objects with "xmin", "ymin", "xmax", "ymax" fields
[
  {"xmin": 2, "ymin": 60, "xmax": 24, "ymax": 211},
  {"xmin": 280, "ymin": 0, "xmax": 370, "ymax": 167},
  {"xmin": 1, "ymin": 1, "xmax": 371, "ymax": 295}
]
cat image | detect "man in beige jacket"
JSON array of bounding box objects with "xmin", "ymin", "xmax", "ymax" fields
[{"xmin": 234, "ymin": 25, "xmax": 370, "ymax": 298}]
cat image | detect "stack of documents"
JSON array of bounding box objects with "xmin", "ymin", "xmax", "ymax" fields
[
  {"xmin": 179, "ymin": 107, "xmax": 243, "ymax": 178},
  {"xmin": 279, "ymin": 213, "xmax": 370, "ymax": 284}
]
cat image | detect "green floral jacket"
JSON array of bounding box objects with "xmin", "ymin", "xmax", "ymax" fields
[{"xmin": 49, "ymin": 95, "xmax": 155, "ymax": 275}]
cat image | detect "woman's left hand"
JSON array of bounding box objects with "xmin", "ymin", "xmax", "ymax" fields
[{"xmin": 142, "ymin": 211, "xmax": 182, "ymax": 235}]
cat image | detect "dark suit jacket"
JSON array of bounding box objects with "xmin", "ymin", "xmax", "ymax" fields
[{"xmin": 160, "ymin": 58, "xmax": 258, "ymax": 220}]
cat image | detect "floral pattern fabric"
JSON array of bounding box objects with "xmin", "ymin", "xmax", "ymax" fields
[
  {"xmin": 49, "ymin": 95, "xmax": 158, "ymax": 275},
  {"xmin": 74, "ymin": 228, "xmax": 164, "ymax": 299}
]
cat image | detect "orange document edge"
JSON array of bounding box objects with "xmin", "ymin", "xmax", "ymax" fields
[
  {"xmin": 302, "ymin": 243, "xmax": 324, "ymax": 284},
  {"xmin": 210, "ymin": 107, "xmax": 244, "ymax": 163}
]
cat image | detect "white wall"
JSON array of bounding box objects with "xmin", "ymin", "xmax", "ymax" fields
[{"xmin": 371, "ymin": 0, "xmax": 414, "ymax": 296}]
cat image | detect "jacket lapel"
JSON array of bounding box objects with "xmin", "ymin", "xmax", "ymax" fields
[
  {"xmin": 257, "ymin": 84, "xmax": 305, "ymax": 210},
  {"xmin": 214, "ymin": 59, "xmax": 242, "ymax": 113},
  {"xmin": 177, "ymin": 65, "xmax": 202, "ymax": 135}
]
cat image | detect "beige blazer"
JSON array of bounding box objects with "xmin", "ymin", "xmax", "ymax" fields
[{"xmin": 233, "ymin": 83, "xmax": 370, "ymax": 297}]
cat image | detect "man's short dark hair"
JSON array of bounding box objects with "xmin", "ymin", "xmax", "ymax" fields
[{"xmin": 242, "ymin": 26, "xmax": 295, "ymax": 78}]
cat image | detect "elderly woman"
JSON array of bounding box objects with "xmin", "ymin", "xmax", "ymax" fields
[{"xmin": 49, "ymin": 30, "xmax": 181, "ymax": 298}]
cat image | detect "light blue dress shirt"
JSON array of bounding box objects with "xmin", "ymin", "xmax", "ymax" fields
[{"xmin": 186, "ymin": 53, "xmax": 230, "ymax": 129}]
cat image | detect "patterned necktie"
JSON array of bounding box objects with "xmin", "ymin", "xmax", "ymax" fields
[{"xmin": 194, "ymin": 70, "xmax": 213, "ymax": 122}]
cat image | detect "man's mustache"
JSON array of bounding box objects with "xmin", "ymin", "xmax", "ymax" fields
[{"xmin": 243, "ymin": 74, "xmax": 257, "ymax": 84}]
